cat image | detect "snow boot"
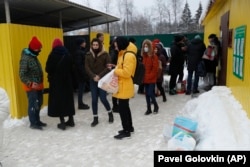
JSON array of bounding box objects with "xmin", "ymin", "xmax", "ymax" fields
[
  {"xmin": 65, "ymin": 115, "xmax": 75, "ymax": 127},
  {"xmin": 108, "ymin": 112, "xmax": 114, "ymax": 123},
  {"xmin": 91, "ymin": 117, "xmax": 98, "ymax": 127}
]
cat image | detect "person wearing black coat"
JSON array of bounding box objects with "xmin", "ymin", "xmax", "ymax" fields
[
  {"xmin": 73, "ymin": 38, "xmax": 90, "ymax": 110},
  {"xmin": 186, "ymin": 35, "xmax": 206, "ymax": 95},
  {"xmin": 46, "ymin": 38, "xmax": 75, "ymax": 130},
  {"xmin": 169, "ymin": 35, "xmax": 186, "ymax": 95}
]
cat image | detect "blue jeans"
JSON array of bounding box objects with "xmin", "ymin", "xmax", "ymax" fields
[
  {"xmin": 144, "ymin": 83, "xmax": 156, "ymax": 107},
  {"xmin": 187, "ymin": 70, "xmax": 199, "ymax": 91},
  {"xmin": 89, "ymin": 80, "xmax": 111, "ymax": 116},
  {"xmin": 26, "ymin": 90, "xmax": 43, "ymax": 125}
]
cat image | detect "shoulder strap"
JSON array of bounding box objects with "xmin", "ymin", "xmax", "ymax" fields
[{"xmin": 122, "ymin": 51, "xmax": 136, "ymax": 66}]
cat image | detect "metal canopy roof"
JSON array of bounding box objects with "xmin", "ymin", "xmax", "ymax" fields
[{"xmin": 0, "ymin": 0, "xmax": 119, "ymax": 32}]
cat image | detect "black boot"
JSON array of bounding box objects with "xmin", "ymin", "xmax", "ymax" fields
[
  {"xmin": 144, "ymin": 105, "xmax": 152, "ymax": 115},
  {"xmin": 57, "ymin": 116, "xmax": 66, "ymax": 130},
  {"xmin": 65, "ymin": 115, "xmax": 75, "ymax": 127},
  {"xmin": 153, "ymin": 102, "xmax": 159, "ymax": 114},
  {"xmin": 108, "ymin": 112, "xmax": 114, "ymax": 123},
  {"xmin": 91, "ymin": 117, "xmax": 98, "ymax": 127},
  {"xmin": 162, "ymin": 94, "xmax": 167, "ymax": 102},
  {"xmin": 78, "ymin": 103, "xmax": 90, "ymax": 110}
]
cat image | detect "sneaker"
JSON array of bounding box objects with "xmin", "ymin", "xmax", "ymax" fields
[
  {"xmin": 118, "ymin": 127, "xmax": 134, "ymax": 134},
  {"xmin": 78, "ymin": 104, "xmax": 90, "ymax": 110},
  {"xmin": 114, "ymin": 131, "xmax": 131, "ymax": 140},
  {"xmin": 193, "ymin": 90, "xmax": 200, "ymax": 94},
  {"xmin": 30, "ymin": 124, "xmax": 43, "ymax": 130},
  {"xmin": 37, "ymin": 121, "xmax": 47, "ymax": 127}
]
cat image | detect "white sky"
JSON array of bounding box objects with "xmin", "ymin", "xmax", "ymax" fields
[
  {"xmin": 1, "ymin": 70, "xmax": 250, "ymax": 166},
  {"xmin": 71, "ymin": 0, "xmax": 209, "ymax": 18}
]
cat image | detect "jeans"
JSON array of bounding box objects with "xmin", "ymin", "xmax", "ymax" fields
[
  {"xmin": 187, "ymin": 70, "xmax": 199, "ymax": 91},
  {"xmin": 144, "ymin": 83, "xmax": 157, "ymax": 107},
  {"xmin": 26, "ymin": 90, "xmax": 43, "ymax": 125},
  {"xmin": 77, "ymin": 81, "xmax": 86, "ymax": 105},
  {"xmin": 118, "ymin": 99, "xmax": 133, "ymax": 131},
  {"xmin": 89, "ymin": 80, "xmax": 111, "ymax": 116}
]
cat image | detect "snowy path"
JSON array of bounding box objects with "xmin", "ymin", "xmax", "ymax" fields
[{"xmin": 1, "ymin": 87, "xmax": 192, "ymax": 167}]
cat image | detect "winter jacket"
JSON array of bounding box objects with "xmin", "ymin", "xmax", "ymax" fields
[
  {"xmin": 157, "ymin": 53, "xmax": 167, "ymax": 83},
  {"xmin": 112, "ymin": 42, "xmax": 137, "ymax": 99},
  {"xmin": 169, "ymin": 43, "xmax": 185, "ymax": 75},
  {"xmin": 45, "ymin": 46, "xmax": 75, "ymax": 117},
  {"xmin": 187, "ymin": 38, "xmax": 206, "ymax": 71},
  {"xmin": 73, "ymin": 47, "xmax": 88, "ymax": 82},
  {"xmin": 19, "ymin": 48, "xmax": 44, "ymax": 91},
  {"xmin": 85, "ymin": 49, "xmax": 111, "ymax": 80},
  {"xmin": 143, "ymin": 54, "xmax": 159, "ymax": 84}
]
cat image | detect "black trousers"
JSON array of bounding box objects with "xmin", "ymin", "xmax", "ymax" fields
[{"xmin": 118, "ymin": 99, "xmax": 133, "ymax": 132}]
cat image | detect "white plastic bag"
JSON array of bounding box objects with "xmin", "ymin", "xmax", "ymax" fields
[
  {"xmin": 167, "ymin": 131, "xmax": 196, "ymax": 150},
  {"xmin": 98, "ymin": 69, "xmax": 118, "ymax": 94}
]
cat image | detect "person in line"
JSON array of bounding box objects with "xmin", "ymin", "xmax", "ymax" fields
[
  {"xmin": 169, "ymin": 35, "xmax": 186, "ymax": 95},
  {"xmin": 96, "ymin": 32, "xmax": 105, "ymax": 51},
  {"xmin": 73, "ymin": 37, "xmax": 90, "ymax": 110},
  {"xmin": 137, "ymin": 41, "xmax": 145, "ymax": 94},
  {"xmin": 142, "ymin": 39, "xmax": 159, "ymax": 115},
  {"xmin": 109, "ymin": 37, "xmax": 119, "ymax": 113},
  {"xmin": 155, "ymin": 44, "xmax": 167, "ymax": 102},
  {"xmin": 203, "ymin": 34, "xmax": 221, "ymax": 91},
  {"xmin": 112, "ymin": 36, "xmax": 137, "ymax": 139},
  {"xmin": 45, "ymin": 38, "xmax": 75, "ymax": 130},
  {"xmin": 186, "ymin": 35, "xmax": 206, "ymax": 95},
  {"xmin": 19, "ymin": 36, "xmax": 46, "ymax": 130},
  {"xmin": 85, "ymin": 38, "xmax": 113, "ymax": 127}
]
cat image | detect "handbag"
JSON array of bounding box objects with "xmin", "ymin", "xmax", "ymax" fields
[{"xmin": 98, "ymin": 69, "xmax": 118, "ymax": 93}]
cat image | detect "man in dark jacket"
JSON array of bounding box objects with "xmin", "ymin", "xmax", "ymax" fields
[
  {"xmin": 73, "ymin": 38, "xmax": 90, "ymax": 110},
  {"xmin": 169, "ymin": 35, "xmax": 186, "ymax": 95},
  {"xmin": 186, "ymin": 35, "xmax": 206, "ymax": 95}
]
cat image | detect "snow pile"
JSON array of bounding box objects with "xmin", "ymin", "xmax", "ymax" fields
[{"xmin": 183, "ymin": 86, "xmax": 250, "ymax": 150}]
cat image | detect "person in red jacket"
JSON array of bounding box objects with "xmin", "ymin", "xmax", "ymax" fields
[{"xmin": 142, "ymin": 39, "xmax": 159, "ymax": 115}]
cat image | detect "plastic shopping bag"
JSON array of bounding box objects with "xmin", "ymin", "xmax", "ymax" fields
[
  {"xmin": 172, "ymin": 116, "xmax": 198, "ymax": 138},
  {"xmin": 167, "ymin": 131, "xmax": 196, "ymax": 150},
  {"xmin": 98, "ymin": 69, "xmax": 118, "ymax": 94}
]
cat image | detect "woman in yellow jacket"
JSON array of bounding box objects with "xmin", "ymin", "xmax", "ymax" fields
[{"xmin": 112, "ymin": 36, "xmax": 137, "ymax": 140}]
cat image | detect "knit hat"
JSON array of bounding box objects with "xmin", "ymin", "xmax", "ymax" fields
[
  {"xmin": 52, "ymin": 38, "xmax": 63, "ymax": 49},
  {"xmin": 115, "ymin": 36, "xmax": 129, "ymax": 50},
  {"xmin": 29, "ymin": 36, "xmax": 42, "ymax": 51},
  {"xmin": 194, "ymin": 35, "xmax": 201, "ymax": 39},
  {"xmin": 76, "ymin": 37, "xmax": 86, "ymax": 46},
  {"xmin": 174, "ymin": 35, "xmax": 184, "ymax": 43}
]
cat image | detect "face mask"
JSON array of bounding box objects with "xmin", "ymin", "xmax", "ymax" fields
[{"xmin": 144, "ymin": 47, "xmax": 149, "ymax": 53}]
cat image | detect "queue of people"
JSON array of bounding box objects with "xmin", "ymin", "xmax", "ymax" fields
[{"xmin": 19, "ymin": 33, "xmax": 220, "ymax": 139}]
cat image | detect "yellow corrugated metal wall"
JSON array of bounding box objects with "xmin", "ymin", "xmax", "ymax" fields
[
  {"xmin": 0, "ymin": 23, "xmax": 63, "ymax": 118},
  {"xmin": 90, "ymin": 32, "xmax": 110, "ymax": 52},
  {"xmin": 203, "ymin": 0, "xmax": 250, "ymax": 117}
]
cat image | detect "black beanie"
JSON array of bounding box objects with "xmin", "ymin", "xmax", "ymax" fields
[
  {"xmin": 76, "ymin": 37, "xmax": 86, "ymax": 46},
  {"xmin": 174, "ymin": 35, "xmax": 184, "ymax": 43},
  {"xmin": 115, "ymin": 36, "xmax": 129, "ymax": 50}
]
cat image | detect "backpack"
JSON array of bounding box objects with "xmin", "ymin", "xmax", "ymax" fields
[{"xmin": 123, "ymin": 51, "xmax": 145, "ymax": 85}]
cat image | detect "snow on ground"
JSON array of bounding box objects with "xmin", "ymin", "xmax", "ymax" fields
[{"xmin": 0, "ymin": 77, "xmax": 250, "ymax": 166}]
